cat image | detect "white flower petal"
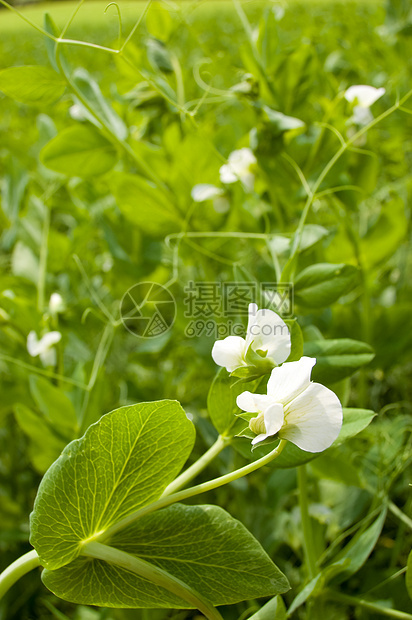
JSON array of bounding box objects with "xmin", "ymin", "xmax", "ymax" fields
[
  {"xmin": 228, "ymin": 147, "xmax": 257, "ymax": 169},
  {"xmin": 267, "ymin": 357, "xmax": 316, "ymax": 404},
  {"xmin": 211, "ymin": 336, "xmax": 246, "ymax": 372},
  {"xmin": 49, "ymin": 292, "xmax": 64, "ymax": 313},
  {"xmin": 280, "ymin": 382, "xmax": 343, "ymax": 452},
  {"xmin": 219, "ymin": 148, "xmax": 257, "ymax": 188},
  {"xmin": 251, "ymin": 403, "xmax": 284, "ymax": 445},
  {"xmin": 219, "ymin": 163, "xmax": 238, "ymax": 184},
  {"xmin": 191, "ymin": 184, "xmax": 224, "ymax": 202},
  {"xmin": 236, "ymin": 390, "xmax": 273, "ymax": 413},
  {"xmin": 352, "ymin": 105, "xmax": 373, "ymax": 126},
  {"xmin": 40, "ymin": 347, "xmax": 57, "ymax": 367},
  {"xmin": 246, "ymin": 308, "xmax": 291, "ymax": 365},
  {"xmin": 38, "ymin": 331, "xmax": 62, "ymax": 352},
  {"xmin": 344, "ymin": 85, "xmax": 385, "ymax": 108},
  {"xmin": 240, "ymin": 171, "xmax": 255, "ymax": 192},
  {"xmin": 27, "ymin": 331, "xmax": 40, "ymax": 356}
]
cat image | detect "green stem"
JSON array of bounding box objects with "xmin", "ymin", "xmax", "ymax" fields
[
  {"xmin": 325, "ymin": 589, "xmax": 412, "ymax": 619},
  {"xmin": 162, "ymin": 435, "xmax": 231, "ymax": 496},
  {"xmin": 297, "ymin": 465, "xmax": 317, "ymax": 580},
  {"xmin": 82, "ymin": 541, "xmax": 223, "ymax": 620},
  {"xmin": 37, "ymin": 204, "xmax": 50, "ymax": 313},
  {"xmin": 388, "ymin": 501, "xmax": 412, "ymax": 530},
  {"xmin": 99, "ymin": 440, "xmax": 287, "ymax": 541},
  {"xmin": 0, "ymin": 550, "xmax": 41, "ymax": 601}
]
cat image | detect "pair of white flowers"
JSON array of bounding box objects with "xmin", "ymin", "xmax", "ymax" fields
[
  {"xmin": 27, "ymin": 293, "xmax": 64, "ymax": 366},
  {"xmin": 191, "ymin": 147, "xmax": 257, "ymax": 209},
  {"xmin": 212, "ymin": 304, "xmax": 342, "ymax": 453}
]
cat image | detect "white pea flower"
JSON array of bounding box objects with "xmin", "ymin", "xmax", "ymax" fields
[
  {"xmin": 49, "ymin": 292, "xmax": 65, "ymax": 314},
  {"xmin": 27, "ymin": 331, "xmax": 61, "ymax": 367},
  {"xmin": 69, "ymin": 103, "xmax": 86, "ymax": 121},
  {"xmin": 344, "ymin": 85, "xmax": 385, "ymax": 107},
  {"xmin": 237, "ymin": 356, "xmax": 343, "ymax": 452},
  {"xmin": 191, "ymin": 184, "xmax": 224, "ymax": 202},
  {"xmin": 344, "ymin": 85, "xmax": 385, "ymax": 128},
  {"xmin": 219, "ymin": 148, "xmax": 257, "ymax": 191},
  {"xmin": 191, "ymin": 184, "xmax": 230, "ymax": 214},
  {"xmin": 212, "ymin": 303, "xmax": 291, "ymax": 373}
]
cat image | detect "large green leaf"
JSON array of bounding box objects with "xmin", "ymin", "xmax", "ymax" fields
[
  {"xmin": 303, "ymin": 338, "xmax": 375, "ymax": 384},
  {"xmin": 111, "ymin": 172, "xmax": 182, "ymax": 237},
  {"xmin": 294, "ymin": 263, "xmax": 359, "ymax": 308},
  {"xmin": 0, "ymin": 66, "xmax": 65, "ymax": 105},
  {"xmin": 41, "ymin": 503, "xmax": 289, "ymax": 608},
  {"xmin": 40, "ymin": 125, "xmax": 117, "ymax": 177},
  {"xmin": 30, "ymin": 401, "xmax": 195, "ymax": 570}
]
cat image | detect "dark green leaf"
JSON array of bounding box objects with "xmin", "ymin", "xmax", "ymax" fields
[
  {"xmin": 42, "ymin": 503, "xmax": 289, "ymax": 607},
  {"xmin": 294, "ymin": 263, "xmax": 359, "ymax": 308},
  {"xmin": 303, "ymin": 339, "xmax": 375, "ymax": 384}
]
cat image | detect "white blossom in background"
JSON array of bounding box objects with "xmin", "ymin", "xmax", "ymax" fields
[
  {"xmin": 69, "ymin": 103, "xmax": 86, "ymax": 121},
  {"xmin": 191, "ymin": 184, "xmax": 224, "ymax": 202},
  {"xmin": 191, "ymin": 184, "xmax": 230, "ymax": 214},
  {"xmin": 219, "ymin": 148, "xmax": 257, "ymax": 191},
  {"xmin": 49, "ymin": 293, "xmax": 65, "ymax": 314},
  {"xmin": 344, "ymin": 85, "xmax": 385, "ymax": 127},
  {"xmin": 212, "ymin": 303, "xmax": 291, "ymax": 373},
  {"xmin": 344, "ymin": 85, "xmax": 385, "ymax": 107},
  {"xmin": 237, "ymin": 357, "xmax": 343, "ymax": 452},
  {"xmin": 27, "ymin": 331, "xmax": 61, "ymax": 367}
]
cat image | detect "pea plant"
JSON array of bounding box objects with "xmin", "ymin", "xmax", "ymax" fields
[{"xmin": 1, "ymin": 0, "xmax": 412, "ymax": 619}]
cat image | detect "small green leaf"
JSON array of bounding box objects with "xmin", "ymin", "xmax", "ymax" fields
[
  {"xmin": 294, "ymin": 263, "xmax": 359, "ymax": 308},
  {"xmin": 41, "ymin": 504, "xmax": 289, "ymax": 608},
  {"xmin": 146, "ymin": 4, "xmax": 173, "ymax": 41},
  {"xmin": 29, "ymin": 375, "xmax": 78, "ymax": 437},
  {"xmin": 44, "ymin": 14, "xmax": 63, "ymax": 73},
  {"xmin": 247, "ymin": 595, "xmax": 287, "ymax": 619},
  {"xmin": 146, "ymin": 38, "xmax": 173, "ymax": 73},
  {"xmin": 0, "ymin": 66, "xmax": 65, "ymax": 105},
  {"xmin": 303, "ymin": 339, "xmax": 375, "ymax": 384},
  {"xmin": 30, "ymin": 401, "xmax": 195, "ymax": 570},
  {"xmin": 14, "ymin": 404, "xmax": 66, "ymax": 473},
  {"xmin": 111, "ymin": 172, "xmax": 182, "ymax": 237},
  {"xmin": 330, "ymin": 508, "xmax": 387, "ymax": 584},
  {"xmin": 207, "ymin": 369, "xmax": 245, "ymax": 434},
  {"xmin": 72, "ymin": 68, "xmax": 128, "ymax": 141},
  {"xmin": 285, "ymin": 319, "xmax": 303, "ymax": 362},
  {"xmin": 406, "ymin": 549, "xmax": 412, "ymax": 599},
  {"xmin": 41, "ymin": 125, "xmax": 117, "ymax": 177}
]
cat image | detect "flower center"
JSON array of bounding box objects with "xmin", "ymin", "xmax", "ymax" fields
[{"xmin": 249, "ymin": 413, "xmax": 266, "ymax": 435}]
